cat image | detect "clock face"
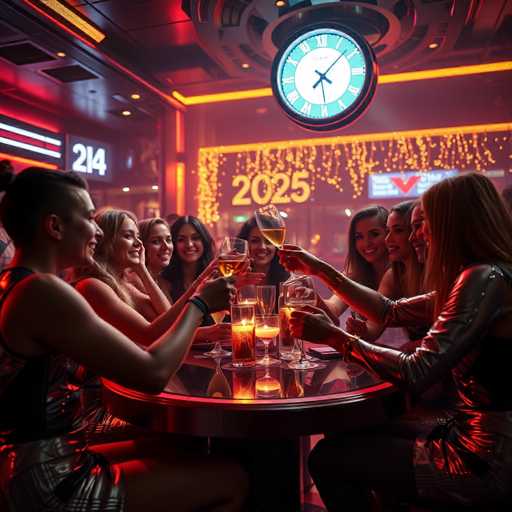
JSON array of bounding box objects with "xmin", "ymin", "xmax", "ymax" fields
[{"xmin": 271, "ymin": 25, "xmax": 378, "ymax": 130}]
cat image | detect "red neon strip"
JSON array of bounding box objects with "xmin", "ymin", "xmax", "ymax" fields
[{"xmin": 0, "ymin": 152, "xmax": 58, "ymax": 170}]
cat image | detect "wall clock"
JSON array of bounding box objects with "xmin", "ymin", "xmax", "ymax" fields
[{"xmin": 271, "ymin": 24, "xmax": 378, "ymax": 131}]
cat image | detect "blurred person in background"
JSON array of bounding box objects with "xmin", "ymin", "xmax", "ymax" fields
[{"xmin": 0, "ymin": 160, "xmax": 14, "ymax": 271}]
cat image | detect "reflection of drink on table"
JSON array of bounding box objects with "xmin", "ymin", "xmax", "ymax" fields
[
  {"xmin": 279, "ymin": 306, "xmax": 295, "ymax": 359},
  {"xmin": 232, "ymin": 369, "xmax": 255, "ymax": 399},
  {"xmin": 219, "ymin": 256, "xmax": 246, "ymax": 277},
  {"xmin": 232, "ymin": 323, "xmax": 255, "ymax": 367},
  {"xmin": 260, "ymin": 227, "xmax": 286, "ymax": 249}
]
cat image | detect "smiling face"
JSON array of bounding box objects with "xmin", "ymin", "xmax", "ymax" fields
[
  {"xmin": 353, "ymin": 215, "xmax": 388, "ymax": 266},
  {"xmin": 385, "ymin": 211, "xmax": 413, "ymax": 262},
  {"xmin": 409, "ymin": 204, "xmax": 427, "ymax": 263},
  {"xmin": 111, "ymin": 216, "xmax": 143, "ymax": 270},
  {"xmin": 176, "ymin": 223, "xmax": 204, "ymax": 265},
  {"xmin": 61, "ymin": 187, "xmax": 101, "ymax": 268},
  {"xmin": 146, "ymin": 222, "xmax": 173, "ymax": 272},
  {"xmin": 247, "ymin": 226, "xmax": 276, "ymax": 271}
]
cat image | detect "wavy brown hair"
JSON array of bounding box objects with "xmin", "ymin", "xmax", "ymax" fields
[
  {"xmin": 74, "ymin": 207, "xmax": 138, "ymax": 306},
  {"xmin": 423, "ymin": 172, "xmax": 512, "ymax": 316}
]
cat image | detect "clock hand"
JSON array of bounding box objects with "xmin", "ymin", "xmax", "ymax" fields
[
  {"xmin": 320, "ymin": 78, "xmax": 326, "ymax": 103},
  {"xmin": 321, "ymin": 50, "xmax": 346, "ymax": 79},
  {"xmin": 315, "ymin": 70, "xmax": 332, "ymax": 85},
  {"xmin": 313, "ymin": 71, "xmax": 332, "ymax": 90}
]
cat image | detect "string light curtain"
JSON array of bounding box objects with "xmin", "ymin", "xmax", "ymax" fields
[{"xmin": 195, "ymin": 123, "xmax": 512, "ymax": 225}]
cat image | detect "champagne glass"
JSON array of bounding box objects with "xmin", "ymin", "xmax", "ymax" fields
[
  {"xmin": 255, "ymin": 315, "xmax": 280, "ymax": 366},
  {"xmin": 254, "ymin": 204, "xmax": 286, "ymax": 249},
  {"xmin": 237, "ymin": 284, "xmax": 257, "ymax": 306},
  {"xmin": 204, "ymin": 310, "xmax": 231, "ymax": 358},
  {"xmin": 282, "ymin": 276, "xmax": 319, "ymax": 370},
  {"xmin": 218, "ymin": 237, "xmax": 248, "ymax": 277},
  {"xmin": 256, "ymin": 285, "xmax": 276, "ymax": 315}
]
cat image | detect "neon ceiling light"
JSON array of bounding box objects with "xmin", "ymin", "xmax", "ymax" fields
[
  {"xmin": 172, "ymin": 61, "xmax": 512, "ymax": 106},
  {"xmin": 0, "ymin": 136, "xmax": 61, "ymax": 158},
  {"xmin": 200, "ymin": 121, "xmax": 512, "ymax": 153},
  {"xmin": 38, "ymin": 0, "xmax": 106, "ymax": 43},
  {"xmin": 0, "ymin": 122, "xmax": 62, "ymax": 146}
]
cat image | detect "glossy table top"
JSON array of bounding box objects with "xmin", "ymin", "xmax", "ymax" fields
[{"xmin": 103, "ymin": 345, "xmax": 400, "ymax": 438}]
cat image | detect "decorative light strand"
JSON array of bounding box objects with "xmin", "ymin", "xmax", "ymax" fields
[{"xmin": 195, "ymin": 124, "xmax": 511, "ymax": 225}]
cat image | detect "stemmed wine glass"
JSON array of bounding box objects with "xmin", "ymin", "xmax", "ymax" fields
[
  {"xmin": 282, "ymin": 276, "xmax": 319, "ymax": 370},
  {"xmin": 255, "ymin": 314, "xmax": 280, "ymax": 367},
  {"xmin": 255, "ymin": 204, "xmax": 299, "ymax": 279},
  {"xmin": 256, "ymin": 285, "xmax": 276, "ymax": 315},
  {"xmin": 206, "ymin": 357, "xmax": 232, "ymax": 398},
  {"xmin": 218, "ymin": 237, "xmax": 248, "ymax": 277},
  {"xmin": 204, "ymin": 310, "xmax": 231, "ymax": 358},
  {"xmin": 205, "ymin": 237, "xmax": 248, "ymax": 359},
  {"xmin": 254, "ymin": 204, "xmax": 286, "ymax": 250}
]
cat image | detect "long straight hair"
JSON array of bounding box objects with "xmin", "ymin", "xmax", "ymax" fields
[
  {"xmin": 163, "ymin": 215, "xmax": 214, "ymax": 301},
  {"xmin": 423, "ymin": 172, "xmax": 512, "ymax": 316},
  {"xmin": 344, "ymin": 205, "xmax": 388, "ymax": 289}
]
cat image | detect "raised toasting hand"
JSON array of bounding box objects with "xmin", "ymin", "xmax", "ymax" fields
[
  {"xmin": 196, "ymin": 276, "xmax": 236, "ymax": 313},
  {"xmin": 278, "ymin": 244, "xmax": 326, "ymax": 276}
]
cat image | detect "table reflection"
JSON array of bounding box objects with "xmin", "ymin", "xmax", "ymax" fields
[{"xmin": 165, "ymin": 350, "xmax": 381, "ymax": 401}]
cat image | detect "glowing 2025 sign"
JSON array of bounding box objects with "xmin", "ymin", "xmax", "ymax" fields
[
  {"xmin": 231, "ymin": 171, "xmax": 311, "ymax": 206},
  {"xmin": 368, "ymin": 170, "xmax": 458, "ymax": 199}
]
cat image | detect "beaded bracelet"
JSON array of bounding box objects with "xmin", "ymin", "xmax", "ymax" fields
[{"xmin": 187, "ymin": 296, "xmax": 210, "ymax": 317}]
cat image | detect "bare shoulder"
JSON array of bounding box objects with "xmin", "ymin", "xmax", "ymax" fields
[{"xmin": 75, "ymin": 277, "xmax": 119, "ymax": 304}]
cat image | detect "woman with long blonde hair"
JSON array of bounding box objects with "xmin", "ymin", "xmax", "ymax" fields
[{"xmin": 281, "ymin": 173, "xmax": 512, "ymax": 509}]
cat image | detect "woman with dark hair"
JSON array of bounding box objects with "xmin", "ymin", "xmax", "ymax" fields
[
  {"xmin": 323, "ymin": 205, "xmax": 389, "ymax": 319},
  {"xmin": 237, "ymin": 216, "xmax": 290, "ymax": 296},
  {"xmin": 0, "ymin": 167, "xmax": 246, "ymax": 512},
  {"xmin": 280, "ymin": 172, "xmax": 512, "ymax": 510},
  {"xmin": 163, "ymin": 215, "xmax": 215, "ymax": 303}
]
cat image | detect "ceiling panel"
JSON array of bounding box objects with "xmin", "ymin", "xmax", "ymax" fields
[
  {"xmin": 78, "ymin": 0, "xmax": 190, "ymax": 31},
  {"xmin": 128, "ymin": 21, "xmax": 197, "ymax": 48}
]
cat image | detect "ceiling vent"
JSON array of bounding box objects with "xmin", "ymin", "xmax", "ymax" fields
[
  {"xmin": 0, "ymin": 21, "xmax": 23, "ymax": 44},
  {"xmin": 0, "ymin": 41, "xmax": 56, "ymax": 65},
  {"xmin": 41, "ymin": 65, "xmax": 99, "ymax": 83}
]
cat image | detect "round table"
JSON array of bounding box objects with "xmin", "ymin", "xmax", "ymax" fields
[{"xmin": 103, "ymin": 349, "xmax": 402, "ymax": 511}]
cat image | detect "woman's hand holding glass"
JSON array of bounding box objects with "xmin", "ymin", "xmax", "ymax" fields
[
  {"xmin": 278, "ymin": 244, "xmax": 326, "ymax": 277},
  {"xmin": 289, "ymin": 305, "xmax": 351, "ymax": 357},
  {"xmin": 196, "ymin": 276, "xmax": 236, "ymax": 313}
]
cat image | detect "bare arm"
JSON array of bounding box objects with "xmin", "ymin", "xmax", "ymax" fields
[
  {"xmin": 131, "ymin": 264, "xmax": 171, "ymax": 315},
  {"xmin": 4, "ymin": 274, "xmax": 208, "ymax": 393}
]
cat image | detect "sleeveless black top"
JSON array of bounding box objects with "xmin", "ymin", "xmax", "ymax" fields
[{"xmin": 0, "ymin": 268, "xmax": 85, "ymax": 444}]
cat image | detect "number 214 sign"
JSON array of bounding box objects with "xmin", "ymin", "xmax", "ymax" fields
[
  {"xmin": 66, "ymin": 135, "xmax": 112, "ymax": 182},
  {"xmin": 231, "ymin": 171, "xmax": 311, "ymax": 206}
]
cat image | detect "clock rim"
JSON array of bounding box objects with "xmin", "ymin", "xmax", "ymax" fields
[{"xmin": 271, "ymin": 22, "xmax": 378, "ymax": 131}]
